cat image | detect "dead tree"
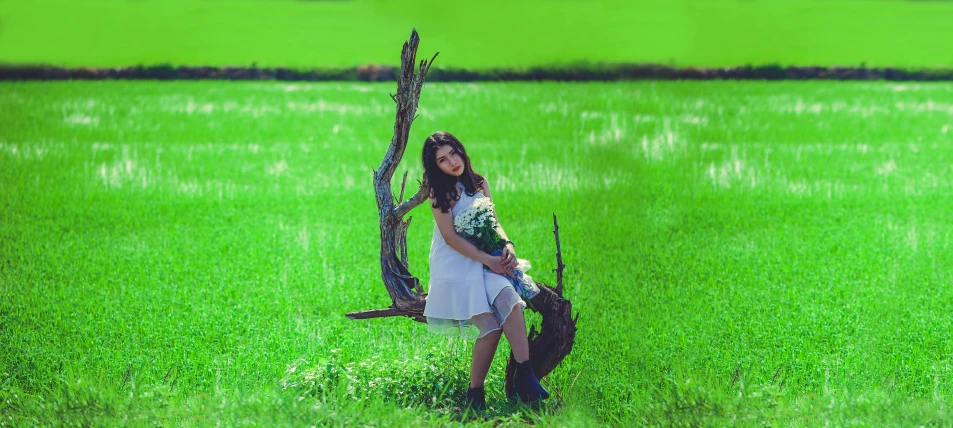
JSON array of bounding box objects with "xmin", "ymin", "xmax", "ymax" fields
[{"xmin": 345, "ymin": 29, "xmax": 577, "ymax": 395}]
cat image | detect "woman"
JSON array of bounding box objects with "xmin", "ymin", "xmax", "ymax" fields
[{"xmin": 421, "ymin": 131, "xmax": 550, "ymax": 411}]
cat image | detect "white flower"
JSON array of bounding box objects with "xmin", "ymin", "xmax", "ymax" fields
[{"xmin": 453, "ymin": 197, "xmax": 499, "ymax": 240}]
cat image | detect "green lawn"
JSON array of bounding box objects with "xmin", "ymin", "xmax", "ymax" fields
[
  {"xmin": 1, "ymin": 0, "xmax": 952, "ymax": 69},
  {"xmin": 2, "ymin": 80, "xmax": 953, "ymax": 425}
]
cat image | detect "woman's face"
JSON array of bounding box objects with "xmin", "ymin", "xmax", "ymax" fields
[{"xmin": 434, "ymin": 144, "xmax": 465, "ymax": 178}]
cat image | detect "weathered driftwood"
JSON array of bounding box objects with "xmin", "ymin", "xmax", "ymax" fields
[
  {"xmin": 504, "ymin": 214, "xmax": 578, "ymax": 396},
  {"xmin": 345, "ymin": 28, "xmax": 577, "ymax": 392},
  {"xmin": 348, "ymin": 28, "xmax": 436, "ymax": 323}
]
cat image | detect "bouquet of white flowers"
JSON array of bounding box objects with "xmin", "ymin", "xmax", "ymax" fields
[{"xmin": 453, "ymin": 198, "xmax": 540, "ymax": 300}]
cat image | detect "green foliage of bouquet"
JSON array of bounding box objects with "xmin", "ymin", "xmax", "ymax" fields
[
  {"xmin": 453, "ymin": 197, "xmax": 540, "ymax": 300},
  {"xmin": 452, "ymin": 197, "xmax": 506, "ymax": 255}
]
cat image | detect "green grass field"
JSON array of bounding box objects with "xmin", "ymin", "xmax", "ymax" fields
[
  {"xmin": 2, "ymin": 80, "xmax": 953, "ymax": 425},
  {"xmin": 2, "ymin": 0, "xmax": 953, "ymax": 69}
]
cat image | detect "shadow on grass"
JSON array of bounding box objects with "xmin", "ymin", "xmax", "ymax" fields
[{"xmin": 281, "ymin": 350, "xmax": 563, "ymax": 423}]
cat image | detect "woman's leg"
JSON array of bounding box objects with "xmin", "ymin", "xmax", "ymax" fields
[
  {"xmin": 502, "ymin": 306, "xmax": 530, "ymax": 363},
  {"xmin": 470, "ymin": 329, "xmax": 502, "ymax": 388}
]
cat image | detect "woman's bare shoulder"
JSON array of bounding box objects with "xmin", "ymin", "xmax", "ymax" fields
[
  {"xmin": 429, "ymin": 194, "xmax": 458, "ymax": 213},
  {"xmin": 479, "ymin": 176, "xmax": 492, "ymax": 198}
]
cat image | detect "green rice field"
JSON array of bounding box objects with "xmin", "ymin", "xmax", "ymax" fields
[
  {"xmin": 2, "ymin": 80, "xmax": 953, "ymax": 425},
  {"xmin": 2, "ymin": 0, "xmax": 953, "ymax": 69}
]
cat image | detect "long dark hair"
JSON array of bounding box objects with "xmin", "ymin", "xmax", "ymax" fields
[{"xmin": 421, "ymin": 131, "xmax": 485, "ymax": 214}]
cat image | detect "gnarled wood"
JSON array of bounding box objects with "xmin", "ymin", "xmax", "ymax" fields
[
  {"xmin": 505, "ymin": 214, "xmax": 577, "ymax": 397},
  {"xmin": 364, "ymin": 28, "xmax": 437, "ymax": 312}
]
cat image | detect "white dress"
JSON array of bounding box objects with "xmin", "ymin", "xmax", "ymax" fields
[{"xmin": 424, "ymin": 181, "xmax": 526, "ymax": 340}]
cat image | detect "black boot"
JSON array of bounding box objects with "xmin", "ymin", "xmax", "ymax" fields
[
  {"xmin": 509, "ymin": 359, "xmax": 550, "ymax": 403},
  {"xmin": 464, "ymin": 385, "xmax": 486, "ymax": 412}
]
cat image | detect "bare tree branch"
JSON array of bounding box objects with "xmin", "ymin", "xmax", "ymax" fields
[
  {"xmin": 553, "ymin": 213, "xmax": 566, "ymax": 297},
  {"xmin": 398, "ymin": 170, "xmax": 409, "ymax": 203},
  {"xmin": 365, "ymin": 28, "xmax": 431, "ymax": 309},
  {"xmin": 395, "ymin": 174, "xmax": 429, "ymax": 218}
]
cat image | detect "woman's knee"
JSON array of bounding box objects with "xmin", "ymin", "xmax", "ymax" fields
[{"xmin": 478, "ymin": 329, "xmax": 503, "ymax": 342}]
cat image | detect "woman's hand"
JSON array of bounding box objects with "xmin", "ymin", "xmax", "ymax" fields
[
  {"xmin": 484, "ymin": 253, "xmax": 516, "ymax": 279},
  {"xmin": 501, "ymin": 243, "xmax": 518, "ymax": 270}
]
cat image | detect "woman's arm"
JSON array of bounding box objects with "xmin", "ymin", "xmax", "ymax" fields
[
  {"xmin": 431, "ymin": 197, "xmax": 493, "ymax": 266},
  {"xmin": 495, "ymin": 223, "xmax": 511, "ymax": 244},
  {"xmin": 481, "ymin": 178, "xmax": 518, "ymax": 270},
  {"xmin": 481, "ymin": 177, "xmax": 512, "ymax": 244}
]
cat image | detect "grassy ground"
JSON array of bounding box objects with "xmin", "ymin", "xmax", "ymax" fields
[
  {"xmin": 1, "ymin": 0, "xmax": 952, "ymax": 69},
  {"xmin": 2, "ymin": 80, "xmax": 953, "ymax": 426}
]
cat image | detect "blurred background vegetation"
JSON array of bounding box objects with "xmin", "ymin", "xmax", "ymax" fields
[{"xmin": 1, "ymin": 0, "xmax": 952, "ymax": 70}]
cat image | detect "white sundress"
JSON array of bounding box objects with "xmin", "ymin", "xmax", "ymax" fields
[{"xmin": 424, "ymin": 181, "xmax": 526, "ymax": 340}]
